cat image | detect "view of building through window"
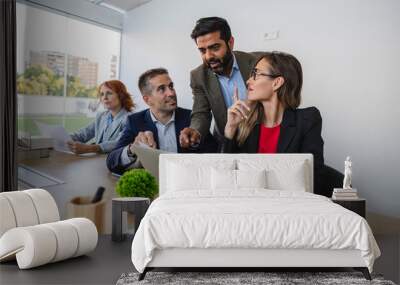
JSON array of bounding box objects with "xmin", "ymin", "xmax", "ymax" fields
[{"xmin": 17, "ymin": 3, "xmax": 121, "ymax": 138}]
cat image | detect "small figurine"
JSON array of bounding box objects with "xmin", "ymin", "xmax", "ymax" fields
[{"xmin": 343, "ymin": 156, "xmax": 352, "ymax": 189}]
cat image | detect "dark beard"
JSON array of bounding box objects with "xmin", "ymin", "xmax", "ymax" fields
[{"xmin": 206, "ymin": 48, "xmax": 234, "ymax": 76}]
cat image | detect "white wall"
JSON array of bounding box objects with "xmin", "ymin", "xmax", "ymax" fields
[{"xmin": 120, "ymin": 0, "xmax": 400, "ymax": 232}]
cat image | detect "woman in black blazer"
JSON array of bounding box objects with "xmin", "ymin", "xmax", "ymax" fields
[{"xmin": 223, "ymin": 51, "xmax": 326, "ymax": 194}]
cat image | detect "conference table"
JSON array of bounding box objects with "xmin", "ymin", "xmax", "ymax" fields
[{"xmin": 18, "ymin": 150, "xmax": 119, "ymax": 234}]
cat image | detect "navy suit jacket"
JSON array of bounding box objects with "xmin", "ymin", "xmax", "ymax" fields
[{"xmin": 106, "ymin": 107, "xmax": 217, "ymax": 174}]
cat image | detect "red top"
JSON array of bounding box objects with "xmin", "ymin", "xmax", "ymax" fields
[{"xmin": 258, "ymin": 124, "xmax": 281, "ymax": 153}]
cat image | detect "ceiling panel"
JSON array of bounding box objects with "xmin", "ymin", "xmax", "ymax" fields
[{"xmin": 103, "ymin": 0, "xmax": 152, "ymax": 11}]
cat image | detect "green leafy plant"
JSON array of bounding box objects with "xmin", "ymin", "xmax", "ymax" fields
[{"xmin": 116, "ymin": 169, "xmax": 158, "ymax": 199}]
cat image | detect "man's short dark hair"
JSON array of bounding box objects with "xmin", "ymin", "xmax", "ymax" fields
[
  {"xmin": 138, "ymin": 68, "xmax": 168, "ymax": 95},
  {"xmin": 190, "ymin": 17, "xmax": 231, "ymax": 43}
]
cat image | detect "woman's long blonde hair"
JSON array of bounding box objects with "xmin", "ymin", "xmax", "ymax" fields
[{"xmin": 236, "ymin": 51, "xmax": 303, "ymax": 146}]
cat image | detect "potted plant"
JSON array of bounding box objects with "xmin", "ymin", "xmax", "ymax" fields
[{"xmin": 115, "ymin": 169, "xmax": 158, "ymax": 199}]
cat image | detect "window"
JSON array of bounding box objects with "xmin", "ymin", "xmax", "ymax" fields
[{"xmin": 17, "ymin": 3, "xmax": 121, "ymax": 137}]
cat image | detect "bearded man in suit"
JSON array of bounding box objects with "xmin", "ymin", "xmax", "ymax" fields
[{"xmin": 180, "ymin": 17, "xmax": 259, "ymax": 150}]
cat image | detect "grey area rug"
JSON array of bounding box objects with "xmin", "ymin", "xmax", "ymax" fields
[{"xmin": 117, "ymin": 272, "xmax": 396, "ymax": 285}]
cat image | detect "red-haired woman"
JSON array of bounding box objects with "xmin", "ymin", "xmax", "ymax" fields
[{"xmin": 68, "ymin": 80, "xmax": 135, "ymax": 154}]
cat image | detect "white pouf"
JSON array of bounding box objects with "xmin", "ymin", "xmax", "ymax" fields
[{"xmin": 0, "ymin": 189, "xmax": 98, "ymax": 269}]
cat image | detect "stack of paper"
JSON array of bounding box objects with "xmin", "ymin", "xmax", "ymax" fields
[
  {"xmin": 332, "ymin": 188, "xmax": 359, "ymax": 200},
  {"xmin": 35, "ymin": 121, "xmax": 72, "ymax": 153}
]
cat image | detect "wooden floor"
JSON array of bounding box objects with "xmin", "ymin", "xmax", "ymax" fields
[{"xmin": 0, "ymin": 234, "xmax": 398, "ymax": 285}]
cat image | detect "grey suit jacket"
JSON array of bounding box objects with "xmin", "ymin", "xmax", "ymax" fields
[
  {"xmin": 189, "ymin": 51, "xmax": 259, "ymax": 141},
  {"xmin": 70, "ymin": 108, "xmax": 130, "ymax": 153}
]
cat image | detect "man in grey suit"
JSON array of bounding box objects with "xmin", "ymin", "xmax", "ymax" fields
[{"xmin": 180, "ymin": 17, "xmax": 258, "ymax": 149}]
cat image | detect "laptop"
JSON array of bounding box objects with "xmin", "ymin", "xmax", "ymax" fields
[{"xmin": 131, "ymin": 143, "xmax": 171, "ymax": 182}]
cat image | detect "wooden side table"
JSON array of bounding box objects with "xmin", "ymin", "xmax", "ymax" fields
[
  {"xmin": 112, "ymin": 197, "xmax": 150, "ymax": 242},
  {"xmin": 332, "ymin": 198, "xmax": 366, "ymax": 218}
]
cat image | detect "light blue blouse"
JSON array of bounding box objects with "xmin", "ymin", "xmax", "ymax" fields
[{"xmin": 70, "ymin": 109, "xmax": 130, "ymax": 153}]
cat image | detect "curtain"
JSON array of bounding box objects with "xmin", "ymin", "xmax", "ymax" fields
[{"xmin": 0, "ymin": 0, "xmax": 17, "ymax": 192}]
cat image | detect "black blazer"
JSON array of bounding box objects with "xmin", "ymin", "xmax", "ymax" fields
[
  {"xmin": 222, "ymin": 107, "xmax": 325, "ymax": 194},
  {"xmin": 107, "ymin": 107, "xmax": 217, "ymax": 174}
]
